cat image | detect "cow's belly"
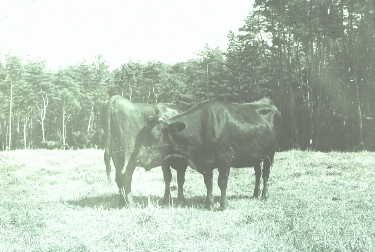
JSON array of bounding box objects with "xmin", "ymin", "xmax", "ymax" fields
[
  {"xmin": 230, "ymin": 142, "xmax": 275, "ymax": 168},
  {"xmin": 231, "ymin": 158, "xmax": 262, "ymax": 168}
]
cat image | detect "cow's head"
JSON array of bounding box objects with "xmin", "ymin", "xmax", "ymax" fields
[{"xmin": 132, "ymin": 117, "xmax": 188, "ymax": 170}]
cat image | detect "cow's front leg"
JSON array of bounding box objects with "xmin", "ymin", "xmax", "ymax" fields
[
  {"xmin": 261, "ymin": 154, "xmax": 274, "ymax": 200},
  {"xmin": 252, "ymin": 162, "xmax": 262, "ymax": 198},
  {"xmin": 176, "ymin": 164, "xmax": 187, "ymax": 206},
  {"xmin": 203, "ymin": 170, "xmax": 214, "ymax": 210},
  {"xmin": 218, "ymin": 166, "xmax": 230, "ymax": 210},
  {"xmin": 113, "ymin": 153, "xmax": 127, "ymax": 208},
  {"xmin": 123, "ymin": 159, "xmax": 136, "ymax": 207},
  {"xmin": 162, "ymin": 164, "xmax": 172, "ymax": 205},
  {"xmin": 115, "ymin": 172, "xmax": 126, "ymax": 208}
]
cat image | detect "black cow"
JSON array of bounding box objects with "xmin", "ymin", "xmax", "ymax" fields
[
  {"xmin": 67, "ymin": 131, "xmax": 93, "ymax": 149},
  {"xmin": 90, "ymin": 128, "xmax": 105, "ymax": 149},
  {"xmin": 40, "ymin": 141, "xmax": 62, "ymax": 149},
  {"xmin": 129, "ymin": 98, "xmax": 282, "ymax": 210},
  {"xmin": 102, "ymin": 95, "xmax": 187, "ymax": 207}
]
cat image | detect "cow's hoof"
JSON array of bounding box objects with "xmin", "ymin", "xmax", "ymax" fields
[
  {"xmin": 175, "ymin": 200, "xmax": 187, "ymax": 207},
  {"xmin": 218, "ymin": 205, "xmax": 229, "ymax": 211},
  {"xmin": 219, "ymin": 198, "xmax": 229, "ymax": 211},
  {"xmin": 162, "ymin": 196, "xmax": 173, "ymax": 206},
  {"xmin": 204, "ymin": 202, "xmax": 214, "ymax": 210},
  {"xmin": 119, "ymin": 194, "xmax": 127, "ymax": 208}
]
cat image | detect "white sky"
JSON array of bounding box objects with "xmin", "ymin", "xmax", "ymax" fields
[{"xmin": 1, "ymin": 0, "xmax": 254, "ymax": 70}]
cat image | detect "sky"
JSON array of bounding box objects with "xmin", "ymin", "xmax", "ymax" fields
[{"xmin": 1, "ymin": 0, "xmax": 254, "ymax": 70}]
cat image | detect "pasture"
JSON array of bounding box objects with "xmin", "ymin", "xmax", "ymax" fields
[{"xmin": 0, "ymin": 150, "xmax": 373, "ymax": 251}]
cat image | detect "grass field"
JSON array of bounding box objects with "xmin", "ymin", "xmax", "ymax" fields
[{"xmin": 0, "ymin": 149, "xmax": 374, "ymax": 252}]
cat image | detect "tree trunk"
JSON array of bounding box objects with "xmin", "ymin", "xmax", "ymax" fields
[
  {"xmin": 23, "ymin": 115, "xmax": 27, "ymax": 149},
  {"xmin": 354, "ymin": 55, "xmax": 364, "ymax": 148},
  {"xmin": 315, "ymin": 30, "xmax": 323, "ymax": 150},
  {"xmin": 37, "ymin": 93, "xmax": 49, "ymax": 142},
  {"xmin": 87, "ymin": 105, "xmax": 94, "ymax": 132},
  {"xmin": 5, "ymin": 125, "xmax": 8, "ymax": 151},
  {"xmin": 62, "ymin": 107, "xmax": 66, "ymax": 150},
  {"xmin": 286, "ymin": 24, "xmax": 299, "ymax": 149},
  {"xmin": 8, "ymin": 79, "xmax": 13, "ymax": 150},
  {"xmin": 152, "ymin": 85, "xmax": 158, "ymax": 103},
  {"xmin": 1, "ymin": 120, "xmax": 5, "ymax": 150},
  {"xmin": 128, "ymin": 81, "xmax": 132, "ymax": 101},
  {"xmin": 310, "ymin": 4, "xmax": 316, "ymax": 150},
  {"xmin": 147, "ymin": 90, "xmax": 151, "ymax": 104},
  {"xmin": 41, "ymin": 115, "xmax": 45, "ymax": 141}
]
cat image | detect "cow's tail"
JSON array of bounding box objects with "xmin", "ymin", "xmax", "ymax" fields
[
  {"xmin": 264, "ymin": 105, "xmax": 282, "ymax": 169},
  {"xmin": 274, "ymin": 107, "xmax": 282, "ymax": 152},
  {"xmin": 103, "ymin": 97, "xmax": 115, "ymax": 181}
]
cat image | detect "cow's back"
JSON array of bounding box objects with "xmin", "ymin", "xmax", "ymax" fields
[
  {"xmin": 108, "ymin": 96, "xmax": 183, "ymax": 165},
  {"xmin": 167, "ymin": 99, "xmax": 281, "ymax": 168}
]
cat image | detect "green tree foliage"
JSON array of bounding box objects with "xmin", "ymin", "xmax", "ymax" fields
[
  {"xmin": 196, "ymin": 44, "xmax": 228, "ymax": 101},
  {"xmin": 0, "ymin": 0, "xmax": 373, "ymax": 151},
  {"xmin": 3, "ymin": 55, "xmax": 24, "ymax": 149}
]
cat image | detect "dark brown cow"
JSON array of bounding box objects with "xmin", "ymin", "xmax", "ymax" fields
[
  {"xmin": 128, "ymin": 98, "xmax": 282, "ymax": 210},
  {"xmin": 40, "ymin": 141, "xmax": 62, "ymax": 149},
  {"xmin": 67, "ymin": 131, "xmax": 94, "ymax": 149},
  {"xmin": 102, "ymin": 95, "xmax": 187, "ymax": 207},
  {"xmin": 90, "ymin": 128, "xmax": 105, "ymax": 149}
]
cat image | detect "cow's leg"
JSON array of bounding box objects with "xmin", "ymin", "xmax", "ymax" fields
[
  {"xmin": 203, "ymin": 171, "xmax": 214, "ymax": 210},
  {"xmin": 218, "ymin": 166, "xmax": 230, "ymax": 210},
  {"xmin": 123, "ymin": 159, "xmax": 136, "ymax": 207},
  {"xmin": 252, "ymin": 162, "xmax": 262, "ymax": 198},
  {"xmin": 261, "ymin": 153, "xmax": 274, "ymax": 200},
  {"xmin": 112, "ymin": 153, "xmax": 127, "ymax": 208},
  {"xmin": 104, "ymin": 149, "xmax": 111, "ymax": 181},
  {"xmin": 176, "ymin": 164, "xmax": 187, "ymax": 206},
  {"xmin": 162, "ymin": 164, "xmax": 172, "ymax": 205}
]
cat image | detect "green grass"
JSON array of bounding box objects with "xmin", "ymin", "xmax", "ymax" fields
[{"xmin": 0, "ymin": 150, "xmax": 374, "ymax": 251}]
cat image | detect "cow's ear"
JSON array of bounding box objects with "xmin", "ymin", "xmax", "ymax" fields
[{"xmin": 166, "ymin": 121, "xmax": 186, "ymax": 133}]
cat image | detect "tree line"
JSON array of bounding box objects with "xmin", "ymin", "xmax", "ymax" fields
[{"xmin": 1, "ymin": 0, "xmax": 374, "ymax": 151}]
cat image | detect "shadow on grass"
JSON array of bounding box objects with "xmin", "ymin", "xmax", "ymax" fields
[
  {"xmin": 167, "ymin": 194, "xmax": 255, "ymax": 210},
  {"xmin": 66, "ymin": 193, "xmax": 255, "ymax": 210},
  {"xmin": 66, "ymin": 194, "xmax": 151, "ymax": 209}
]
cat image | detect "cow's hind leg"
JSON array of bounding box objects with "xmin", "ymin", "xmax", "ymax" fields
[
  {"xmin": 218, "ymin": 166, "xmax": 230, "ymax": 210},
  {"xmin": 113, "ymin": 153, "xmax": 136, "ymax": 208},
  {"xmin": 176, "ymin": 164, "xmax": 187, "ymax": 206},
  {"xmin": 203, "ymin": 170, "xmax": 214, "ymax": 210},
  {"xmin": 261, "ymin": 153, "xmax": 274, "ymax": 200},
  {"xmin": 162, "ymin": 164, "xmax": 172, "ymax": 206},
  {"xmin": 252, "ymin": 162, "xmax": 262, "ymax": 198},
  {"xmin": 104, "ymin": 149, "xmax": 111, "ymax": 181}
]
